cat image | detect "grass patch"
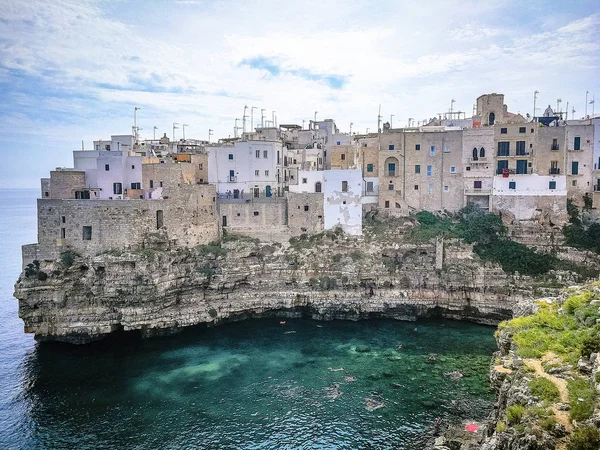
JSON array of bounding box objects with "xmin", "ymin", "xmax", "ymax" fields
[
  {"xmin": 195, "ymin": 242, "xmax": 227, "ymax": 257},
  {"xmin": 567, "ymin": 378, "xmax": 596, "ymax": 422},
  {"xmin": 505, "ymin": 404, "xmax": 526, "ymax": 425},
  {"xmin": 528, "ymin": 377, "xmax": 560, "ymax": 403},
  {"xmin": 568, "ymin": 425, "xmax": 600, "ymax": 450},
  {"xmin": 495, "ymin": 421, "xmax": 507, "ymax": 433}
]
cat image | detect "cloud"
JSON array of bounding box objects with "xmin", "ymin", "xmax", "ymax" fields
[{"xmin": 0, "ymin": 0, "xmax": 598, "ymax": 188}]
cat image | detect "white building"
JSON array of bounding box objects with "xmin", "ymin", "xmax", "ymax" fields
[
  {"xmin": 73, "ymin": 135, "xmax": 142, "ymax": 199},
  {"xmin": 207, "ymin": 140, "xmax": 286, "ymax": 198},
  {"xmin": 290, "ymin": 169, "xmax": 363, "ymax": 235}
]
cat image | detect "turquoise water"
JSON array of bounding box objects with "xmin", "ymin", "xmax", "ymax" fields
[{"xmin": 0, "ymin": 190, "xmax": 497, "ymax": 449}]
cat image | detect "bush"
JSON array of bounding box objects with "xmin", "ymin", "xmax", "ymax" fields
[
  {"xmin": 528, "ymin": 377, "xmax": 560, "ymax": 403},
  {"xmin": 581, "ymin": 334, "xmax": 600, "ymax": 358},
  {"xmin": 208, "ymin": 308, "xmax": 218, "ymax": 319},
  {"xmin": 474, "ymin": 240, "xmax": 555, "ymax": 276},
  {"xmin": 505, "ymin": 404, "xmax": 525, "ymax": 425},
  {"xmin": 496, "ymin": 421, "xmax": 507, "ymax": 433},
  {"xmin": 24, "ymin": 260, "xmax": 40, "ymax": 278},
  {"xmin": 568, "ymin": 425, "xmax": 600, "ymax": 450},
  {"xmin": 539, "ymin": 416, "xmax": 557, "ymax": 432},
  {"xmin": 60, "ymin": 251, "xmax": 76, "ymax": 268},
  {"xmin": 568, "ymin": 378, "xmax": 596, "ymax": 422},
  {"xmin": 195, "ymin": 243, "xmax": 227, "ymax": 257},
  {"xmin": 37, "ymin": 271, "xmax": 48, "ymax": 281}
]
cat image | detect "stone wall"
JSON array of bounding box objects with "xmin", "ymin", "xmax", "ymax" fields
[
  {"xmin": 218, "ymin": 198, "xmax": 287, "ymax": 231},
  {"xmin": 32, "ymin": 184, "xmax": 219, "ymax": 262},
  {"xmin": 49, "ymin": 171, "xmax": 86, "ymax": 199},
  {"xmin": 287, "ymin": 192, "xmax": 324, "ymax": 235}
]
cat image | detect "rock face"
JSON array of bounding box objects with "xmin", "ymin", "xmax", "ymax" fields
[{"xmin": 13, "ymin": 226, "xmax": 574, "ymax": 344}]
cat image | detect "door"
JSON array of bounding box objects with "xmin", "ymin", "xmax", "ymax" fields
[
  {"xmin": 253, "ymin": 188, "xmax": 260, "ymax": 198},
  {"xmin": 265, "ymin": 185, "xmax": 272, "ymax": 197},
  {"xmin": 156, "ymin": 210, "xmax": 164, "ymax": 229},
  {"xmin": 497, "ymin": 160, "xmax": 508, "ymax": 175},
  {"xmin": 233, "ymin": 189, "xmax": 239, "ymax": 199},
  {"xmin": 229, "ymin": 170, "xmax": 235, "ymax": 181},
  {"xmin": 222, "ymin": 215, "xmax": 227, "ymax": 227},
  {"xmin": 516, "ymin": 160, "xmax": 527, "ymax": 174}
]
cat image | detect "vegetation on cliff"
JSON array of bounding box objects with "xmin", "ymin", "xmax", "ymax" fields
[
  {"xmin": 564, "ymin": 198, "xmax": 600, "ymax": 254},
  {"xmin": 490, "ymin": 285, "xmax": 600, "ymax": 449}
]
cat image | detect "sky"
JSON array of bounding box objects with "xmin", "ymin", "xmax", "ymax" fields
[{"xmin": 1, "ymin": 0, "xmax": 599, "ymax": 188}]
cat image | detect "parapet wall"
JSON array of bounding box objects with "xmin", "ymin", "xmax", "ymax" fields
[{"xmin": 32, "ymin": 184, "xmax": 219, "ymax": 263}]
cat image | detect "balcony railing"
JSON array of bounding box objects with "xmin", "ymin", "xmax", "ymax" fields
[
  {"xmin": 464, "ymin": 188, "xmax": 491, "ymax": 195},
  {"xmin": 594, "ymin": 185, "xmax": 600, "ymax": 192},
  {"xmin": 384, "ymin": 170, "xmax": 398, "ymax": 177},
  {"xmin": 551, "ymin": 144, "xmax": 560, "ymax": 151},
  {"xmin": 470, "ymin": 157, "xmax": 487, "ymax": 163},
  {"xmin": 515, "ymin": 152, "xmax": 530, "ymax": 156},
  {"xmin": 549, "ymin": 168, "xmax": 560, "ymax": 175},
  {"xmin": 228, "ymin": 176, "xmax": 237, "ymax": 182},
  {"xmin": 496, "ymin": 168, "xmax": 533, "ymax": 175}
]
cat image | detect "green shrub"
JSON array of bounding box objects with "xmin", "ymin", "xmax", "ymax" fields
[
  {"xmin": 37, "ymin": 271, "xmax": 48, "ymax": 281},
  {"xmin": 24, "ymin": 260, "xmax": 40, "ymax": 278},
  {"xmin": 581, "ymin": 334, "xmax": 600, "ymax": 358},
  {"xmin": 528, "ymin": 377, "xmax": 560, "ymax": 403},
  {"xmin": 474, "ymin": 239, "xmax": 554, "ymax": 276},
  {"xmin": 195, "ymin": 243, "xmax": 227, "ymax": 257},
  {"xmin": 505, "ymin": 404, "xmax": 525, "ymax": 425},
  {"xmin": 332, "ymin": 254, "xmax": 342, "ymax": 263},
  {"xmin": 208, "ymin": 308, "xmax": 218, "ymax": 319},
  {"xmin": 568, "ymin": 378, "xmax": 596, "ymax": 422},
  {"xmin": 595, "ymin": 372, "xmax": 600, "ymax": 384},
  {"xmin": 199, "ymin": 266, "xmax": 216, "ymax": 279},
  {"xmin": 60, "ymin": 250, "xmax": 76, "ymax": 268},
  {"xmin": 567, "ymin": 425, "xmax": 600, "ymax": 450},
  {"xmin": 496, "ymin": 421, "xmax": 507, "ymax": 433},
  {"xmin": 539, "ymin": 416, "xmax": 557, "ymax": 431},
  {"xmin": 349, "ymin": 251, "xmax": 363, "ymax": 261}
]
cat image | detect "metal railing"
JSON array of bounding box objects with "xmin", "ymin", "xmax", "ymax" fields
[
  {"xmin": 384, "ymin": 170, "xmax": 398, "ymax": 177},
  {"xmin": 551, "ymin": 144, "xmax": 560, "ymax": 151},
  {"xmin": 549, "ymin": 168, "xmax": 560, "ymax": 175}
]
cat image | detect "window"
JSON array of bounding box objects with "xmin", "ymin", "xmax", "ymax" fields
[
  {"xmin": 199, "ymin": 163, "xmax": 203, "ymax": 170},
  {"xmin": 480, "ymin": 147, "xmax": 485, "ymax": 158},
  {"xmin": 572, "ymin": 180, "xmax": 577, "ymax": 187},
  {"xmin": 337, "ymin": 141, "xmax": 341, "ymax": 145},
  {"xmin": 388, "ymin": 184, "xmax": 394, "ymax": 190},
  {"xmin": 367, "ymin": 163, "xmax": 373, "ymax": 173},
  {"xmin": 253, "ymin": 211, "xmax": 259, "ymax": 216},
  {"xmin": 414, "ymin": 185, "xmax": 419, "ymax": 190},
  {"xmin": 315, "ymin": 182, "xmax": 322, "ymax": 192},
  {"xmin": 489, "ymin": 112, "xmax": 495, "ymax": 125},
  {"xmin": 341, "ymin": 154, "xmax": 346, "ymax": 160},
  {"xmin": 61, "ymin": 216, "xmax": 66, "ymax": 224},
  {"xmin": 426, "ymin": 165, "xmax": 432, "ymax": 177},
  {"xmin": 265, "ymin": 170, "xmax": 269, "ymax": 176},
  {"xmin": 552, "ymin": 138, "xmax": 559, "ymax": 150},
  {"xmin": 519, "ymin": 127, "xmax": 526, "ymax": 133},
  {"xmin": 263, "ymin": 150, "xmax": 268, "ymax": 158},
  {"xmin": 255, "ymin": 150, "xmax": 260, "ymax": 158},
  {"xmin": 389, "ymin": 144, "xmax": 395, "ymax": 150},
  {"xmin": 444, "ymin": 185, "xmax": 449, "ymax": 192},
  {"xmin": 509, "ymin": 181, "xmax": 516, "ymax": 190},
  {"xmin": 384, "ymin": 200, "xmax": 390, "ymax": 208},
  {"xmin": 228, "ymin": 154, "xmax": 233, "ymax": 160},
  {"xmin": 450, "ymin": 166, "xmax": 456, "ymax": 174},
  {"xmin": 415, "ymin": 144, "xmax": 421, "ymax": 150},
  {"xmin": 497, "ymin": 160, "xmax": 508, "ymax": 174},
  {"xmin": 428, "ymin": 184, "xmax": 433, "ymax": 194},
  {"xmin": 131, "ymin": 165, "xmax": 135, "ymax": 169},
  {"xmin": 474, "ymin": 181, "xmax": 482, "ymax": 189},
  {"xmin": 342, "ymin": 181, "xmax": 348, "ymax": 192},
  {"xmin": 302, "ymin": 178, "xmax": 307, "ymax": 184},
  {"xmin": 156, "ymin": 210, "xmax": 164, "ymax": 229},
  {"xmin": 304, "ymin": 205, "xmax": 309, "ymax": 211},
  {"xmin": 516, "ymin": 141, "xmax": 526, "ymax": 155},
  {"xmin": 131, "ymin": 182, "xmax": 141, "ymax": 189},
  {"xmin": 255, "ymin": 170, "xmax": 260, "ymax": 176},
  {"xmin": 574, "ymin": 136, "xmax": 581, "ymax": 150},
  {"xmin": 160, "ymin": 181, "xmax": 163, "ymax": 187},
  {"xmin": 572, "ymin": 161, "xmax": 579, "ymax": 175},
  {"xmin": 60, "ymin": 228, "xmax": 66, "ymax": 239},
  {"xmin": 82, "ymin": 226, "xmax": 92, "ymax": 241},
  {"xmin": 497, "ymin": 142, "xmax": 510, "ymax": 156},
  {"xmin": 500, "ymin": 128, "xmax": 507, "ymax": 134},
  {"xmin": 549, "ymin": 181, "xmax": 556, "ymax": 189},
  {"xmin": 550, "ymin": 161, "xmax": 559, "ymax": 174},
  {"xmin": 44, "ymin": 191, "xmax": 49, "ymax": 197},
  {"xmin": 443, "ymin": 146, "xmax": 450, "ymax": 153},
  {"xmin": 366, "ymin": 181, "xmax": 373, "ymax": 191},
  {"xmin": 105, "ymin": 164, "xmax": 110, "ymax": 171},
  {"xmin": 430, "ymin": 146, "xmax": 435, "ymax": 156},
  {"xmin": 113, "ymin": 182, "xmax": 122, "ymax": 195},
  {"xmin": 149, "ymin": 180, "xmax": 154, "ymax": 189},
  {"xmin": 415, "ymin": 165, "xmax": 421, "ymax": 174}
]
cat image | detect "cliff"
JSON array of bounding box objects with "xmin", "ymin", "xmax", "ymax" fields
[
  {"xmin": 13, "ymin": 220, "xmax": 587, "ymax": 344},
  {"xmin": 432, "ymin": 285, "xmax": 600, "ymax": 450}
]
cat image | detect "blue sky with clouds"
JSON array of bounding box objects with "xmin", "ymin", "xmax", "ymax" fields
[{"xmin": 1, "ymin": 0, "xmax": 599, "ymax": 188}]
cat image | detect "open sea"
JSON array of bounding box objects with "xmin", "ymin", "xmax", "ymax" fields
[{"xmin": 0, "ymin": 189, "xmax": 497, "ymax": 449}]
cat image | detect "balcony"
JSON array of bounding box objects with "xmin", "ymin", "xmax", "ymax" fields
[
  {"xmin": 549, "ymin": 168, "xmax": 560, "ymax": 175},
  {"xmin": 384, "ymin": 170, "xmax": 398, "ymax": 177},
  {"xmin": 228, "ymin": 176, "xmax": 237, "ymax": 182},
  {"xmin": 469, "ymin": 157, "xmax": 487, "ymax": 163},
  {"xmin": 464, "ymin": 187, "xmax": 491, "ymax": 195},
  {"xmin": 551, "ymin": 144, "xmax": 560, "ymax": 151},
  {"xmin": 515, "ymin": 152, "xmax": 530, "ymax": 157},
  {"xmin": 496, "ymin": 168, "xmax": 532, "ymax": 175}
]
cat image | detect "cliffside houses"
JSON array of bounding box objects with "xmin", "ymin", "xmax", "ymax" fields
[{"xmin": 25, "ymin": 93, "xmax": 600, "ymax": 266}]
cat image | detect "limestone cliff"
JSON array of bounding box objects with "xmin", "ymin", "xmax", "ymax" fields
[{"xmin": 13, "ymin": 223, "xmax": 584, "ymax": 344}]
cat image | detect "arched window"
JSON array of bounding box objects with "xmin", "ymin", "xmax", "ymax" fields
[
  {"xmin": 472, "ymin": 148, "xmax": 478, "ymax": 160},
  {"xmin": 480, "ymin": 147, "xmax": 485, "ymax": 158},
  {"xmin": 489, "ymin": 112, "xmax": 495, "ymax": 125},
  {"xmin": 315, "ymin": 181, "xmax": 322, "ymax": 193}
]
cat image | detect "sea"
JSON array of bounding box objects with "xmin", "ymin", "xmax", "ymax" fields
[{"xmin": 0, "ymin": 188, "xmax": 497, "ymax": 449}]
